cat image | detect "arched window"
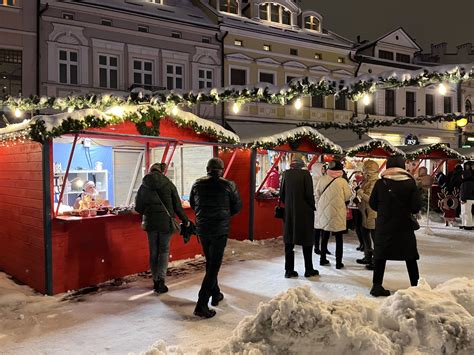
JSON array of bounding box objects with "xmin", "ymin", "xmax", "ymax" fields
[
  {"xmin": 304, "ymin": 16, "xmax": 320, "ymax": 31},
  {"xmin": 219, "ymin": 0, "xmax": 238, "ymax": 14},
  {"xmin": 259, "ymin": 3, "xmax": 292, "ymax": 25}
]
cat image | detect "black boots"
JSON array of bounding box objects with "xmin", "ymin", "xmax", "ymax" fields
[
  {"xmin": 153, "ymin": 279, "xmax": 168, "ymax": 294},
  {"xmin": 370, "ymin": 284, "xmax": 391, "ymax": 297},
  {"xmin": 211, "ymin": 292, "xmax": 224, "ymax": 306},
  {"xmin": 304, "ymin": 269, "xmax": 319, "ymax": 277},
  {"xmin": 356, "ymin": 257, "xmax": 371, "ymax": 265},
  {"xmin": 194, "ymin": 304, "xmax": 216, "ymax": 318},
  {"xmin": 284, "ymin": 270, "xmax": 298, "ymax": 278}
]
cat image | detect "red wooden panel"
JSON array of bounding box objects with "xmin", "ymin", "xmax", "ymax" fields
[{"xmin": 254, "ymin": 198, "xmax": 283, "ymax": 240}]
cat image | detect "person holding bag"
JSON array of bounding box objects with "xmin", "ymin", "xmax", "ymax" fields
[
  {"xmin": 369, "ymin": 156, "xmax": 422, "ymax": 297},
  {"xmin": 315, "ymin": 160, "xmax": 352, "ymax": 269},
  {"xmin": 135, "ymin": 163, "xmax": 189, "ymax": 294}
]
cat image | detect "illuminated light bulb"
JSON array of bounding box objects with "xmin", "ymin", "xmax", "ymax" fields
[
  {"xmin": 438, "ymin": 83, "xmax": 447, "ymax": 96},
  {"xmin": 294, "ymin": 98, "xmax": 302, "ymax": 110},
  {"xmin": 232, "ymin": 102, "xmax": 240, "ymax": 114},
  {"xmin": 456, "ymin": 118, "xmax": 468, "ymax": 128},
  {"xmin": 107, "ymin": 106, "xmax": 125, "ymax": 117},
  {"xmin": 67, "ymin": 107, "xmax": 74, "ymax": 113},
  {"xmin": 14, "ymin": 108, "xmax": 23, "ymax": 118},
  {"xmin": 171, "ymin": 106, "xmax": 179, "ymax": 116},
  {"xmin": 362, "ymin": 94, "xmax": 371, "ymax": 106}
]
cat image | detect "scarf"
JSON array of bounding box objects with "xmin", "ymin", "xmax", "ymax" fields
[
  {"xmin": 327, "ymin": 170, "xmax": 343, "ymax": 179},
  {"xmin": 381, "ymin": 167, "xmax": 413, "ymax": 181}
]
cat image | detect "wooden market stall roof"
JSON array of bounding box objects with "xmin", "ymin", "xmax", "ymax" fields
[
  {"xmin": 345, "ymin": 139, "xmax": 406, "ymax": 158},
  {"xmin": 398, "ymin": 143, "xmax": 467, "ymax": 160}
]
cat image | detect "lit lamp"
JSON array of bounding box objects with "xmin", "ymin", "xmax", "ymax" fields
[
  {"xmin": 171, "ymin": 105, "xmax": 179, "ymax": 116},
  {"xmin": 232, "ymin": 102, "xmax": 241, "ymax": 114},
  {"xmin": 71, "ymin": 177, "xmax": 84, "ymax": 191},
  {"xmin": 456, "ymin": 118, "xmax": 468, "ymax": 128},
  {"xmin": 294, "ymin": 98, "xmax": 302, "ymax": 110},
  {"xmin": 438, "ymin": 83, "xmax": 447, "ymax": 96},
  {"xmin": 14, "ymin": 108, "xmax": 23, "ymax": 118},
  {"xmin": 362, "ymin": 94, "xmax": 371, "ymax": 106}
]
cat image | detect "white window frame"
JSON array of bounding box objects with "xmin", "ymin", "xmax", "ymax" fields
[
  {"xmin": 198, "ymin": 68, "xmax": 213, "ymax": 89},
  {"xmin": 218, "ymin": 0, "xmax": 240, "ymax": 15},
  {"xmin": 92, "ymin": 39, "xmax": 124, "ymax": 90},
  {"xmin": 259, "ymin": 3, "xmax": 291, "ymax": 25},
  {"xmin": 165, "ymin": 63, "xmax": 184, "ymax": 90},
  {"xmin": 258, "ymin": 69, "xmax": 277, "ymax": 85},
  {"xmin": 132, "ymin": 58, "xmax": 153, "ymax": 87},
  {"xmin": 58, "ymin": 49, "xmax": 79, "ymax": 85},
  {"xmin": 304, "ymin": 15, "xmax": 321, "ymax": 32},
  {"xmin": 229, "ymin": 65, "xmax": 249, "ymax": 86},
  {"xmin": 98, "ymin": 54, "xmax": 119, "ymax": 89},
  {"xmin": 285, "ymin": 74, "xmax": 300, "ymax": 84}
]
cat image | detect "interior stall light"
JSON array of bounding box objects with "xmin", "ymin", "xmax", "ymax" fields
[
  {"xmin": 362, "ymin": 94, "xmax": 371, "ymax": 106},
  {"xmin": 294, "ymin": 98, "xmax": 302, "ymax": 110},
  {"xmin": 438, "ymin": 83, "xmax": 447, "ymax": 96},
  {"xmin": 171, "ymin": 105, "xmax": 179, "ymax": 116},
  {"xmin": 14, "ymin": 108, "xmax": 23, "ymax": 118},
  {"xmin": 232, "ymin": 102, "xmax": 241, "ymax": 114},
  {"xmin": 456, "ymin": 118, "xmax": 468, "ymax": 127}
]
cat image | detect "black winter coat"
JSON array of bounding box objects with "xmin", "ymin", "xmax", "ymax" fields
[
  {"xmin": 138, "ymin": 171, "xmax": 188, "ymax": 233},
  {"xmin": 369, "ymin": 176, "xmax": 421, "ymax": 260},
  {"xmin": 460, "ymin": 171, "xmax": 474, "ymax": 202},
  {"xmin": 280, "ymin": 168, "xmax": 315, "ymax": 246},
  {"xmin": 190, "ymin": 174, "xmax": 242, "ymax": 237}
]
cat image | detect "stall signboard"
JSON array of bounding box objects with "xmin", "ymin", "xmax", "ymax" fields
[{"xmin": 405, "ymin": 134, "xmax": 420, "ymax": 146}]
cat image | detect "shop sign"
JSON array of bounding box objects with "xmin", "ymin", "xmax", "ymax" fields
[{"xmin": 405, "ymin": 134, "xmax": 419, "ymax": 145}]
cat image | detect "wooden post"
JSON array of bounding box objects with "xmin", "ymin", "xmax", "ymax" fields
[
  {"xmin": 249, "ymin": 149, "xmax": 257, "ymax": 241},
  {"xmin": 256, "ymin": 152, "xmax": 284, "ymax": 195},
  {"xmin": 223, "ymin": 149, "xmax": 238, "ymax": 179},
  {"xmin": 55, "ymin": 134, "xmax": 78, "ymax": 217}
]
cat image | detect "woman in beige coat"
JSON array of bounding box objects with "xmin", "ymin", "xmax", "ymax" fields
[{"xmin": 355, "ymin": 160, "xmax": 379, "ymax": 269}]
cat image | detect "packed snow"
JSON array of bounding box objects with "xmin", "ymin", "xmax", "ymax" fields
[{"xmin": 0, "ymin": 223, "xmax": 472, "ymax": 354}]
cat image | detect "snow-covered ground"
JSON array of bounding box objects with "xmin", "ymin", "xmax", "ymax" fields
[{"xmin": 0, "ymin": 223, "xmax": 472, "ymax": 354}]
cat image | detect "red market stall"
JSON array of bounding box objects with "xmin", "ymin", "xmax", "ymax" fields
[
  {"xmin": 220, "ymin": 126, "xmax": 343, "ymax": 241},
  {"xmin": 0, "ymin": 109, "xmax": 240, "ymax": 295}
]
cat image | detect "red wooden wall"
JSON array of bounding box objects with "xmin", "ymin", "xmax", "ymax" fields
[{"xmin": 0, "ymin": 142, "xmax": 45, "ymax": 292}]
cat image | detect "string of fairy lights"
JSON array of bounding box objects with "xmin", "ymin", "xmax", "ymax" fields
[{"xmin": 0, "ymin": 63, "xmax": 472, "ymax": 147}]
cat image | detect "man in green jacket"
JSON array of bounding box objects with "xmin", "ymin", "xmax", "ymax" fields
[{"xmin": 136, "ymin": 163, "xmax": 189, "ymax": 293}]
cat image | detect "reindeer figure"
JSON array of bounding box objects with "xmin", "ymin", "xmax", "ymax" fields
[{"xmin": 438, "ymin": 188, "xmax": 460, "ymax": 227}]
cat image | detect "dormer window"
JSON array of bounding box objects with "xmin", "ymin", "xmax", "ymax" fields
[
  {"xmin": 304, "ymin": 16, "xmax": 320, "ymax": 32},
  {"xmin": 219, "ymin": 0, "xmax": 239, "ymax": 15},
  {"xmin": 259, "ymin": 3, "xmax": 292, "ymax": 25}
]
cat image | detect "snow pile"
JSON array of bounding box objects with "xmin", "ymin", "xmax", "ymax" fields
[{"xmin": 219, "ymin": 278, "xmax": 473, "ymax": 355}]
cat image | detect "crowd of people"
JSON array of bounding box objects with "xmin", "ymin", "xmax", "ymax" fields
[{"xmin": 134, "ymin": 154, "xmax": 473, "ymax": 319}]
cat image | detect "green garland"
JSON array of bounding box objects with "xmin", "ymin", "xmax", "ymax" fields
[
  {"xmin": 405, "ymin": 143, "xmax": 466, "ymax": 160},
  {"xmin": 346, "ymin": 140, "xmax": 404, "ymax": 157},
  {"xmin": 2, "ymin": 64, "xmax": 472, "ymax": 111}
]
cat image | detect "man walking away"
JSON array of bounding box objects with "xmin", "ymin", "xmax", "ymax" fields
[
  {"xmin": 460, "ymin": 163, "xmax": 474, "ymax": 230},
  {"xmin": 135, "ymin": 163, "xmax": 189, "ymax": 294},
  {"xmin": 190, "ymin": 158, "xmax": 242, "ymax": 318}
]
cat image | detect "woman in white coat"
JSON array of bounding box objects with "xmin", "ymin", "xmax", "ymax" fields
[
  {"xmin": 315, "ymin": 161, "xmax": 352, "ymax": 269},
  {"xmin": 311, "ymin": 163, "xmax": 330, "ymax": 255}
]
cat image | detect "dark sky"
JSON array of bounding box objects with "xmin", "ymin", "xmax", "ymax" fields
[{"xmin": 301, "ymin": 0, "xmax": 474, "ymax": 51}]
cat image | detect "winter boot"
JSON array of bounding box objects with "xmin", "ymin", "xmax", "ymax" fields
[
  {"xmin": 336, "ymin": 262, "xmax": 344, "ymax": 269},
  {"xmin": 356, "ymin": 257, "xmax": 371, "ymax": 265},
  {"xmin": 284, "ymin": 270, "xmax": 298, "ymax": 278},
  {"xmin": 314, "ymin": 248, "xmax": 321, "ymax": 255},
  {"xmin": 194, "ymin": 304, "xmax": 216, "ymax": 318},
  {"xmin": 211, "ymin": 292, "xmax": 224, "ymax": 307},
  {"xmin": 320, "ymin": 258, "xmax": 330, "ymax": 266},
  {"xmin": 370, "ymin": 284, "xmax": 391, "ymax": 297},
  {"xmin": 304, "ymin": 269, "xmax": 319, "ymax": 277},
  {"xmin": 154, "ymin": 279, "xmax": 168, "ymax": 294}
]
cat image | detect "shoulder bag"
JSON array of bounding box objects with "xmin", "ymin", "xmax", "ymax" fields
[
  {"xmin": 154, "ymin": 190, "xmax": 181, "ymax": 232},
  {"xmin": 382, "ymin": 179, "xmax": 420, "ymax": 231}
]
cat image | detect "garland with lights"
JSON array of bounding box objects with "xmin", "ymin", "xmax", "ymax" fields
[
  {"xmin": 1, "ymin": 64, "xmax": 472, "ymax": 112},
  {"xmin": 405, "ymin": 143, "xmax": 466, "ymax": 160},
  {"xmin": 346, "ymin": 139, "xmax": 405, "ymax": 157}
]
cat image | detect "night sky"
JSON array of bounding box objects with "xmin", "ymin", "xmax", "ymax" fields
[{"xmin": 301, "ymin": 0, "xmax": 473, "ymax": 51}]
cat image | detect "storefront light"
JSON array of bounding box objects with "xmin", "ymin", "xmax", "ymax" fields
[
  {"xmin": 232, "ymin": 102, "xmax": 240, "ymax": 114},
  {"xmin": 294, "ymin": 98, "xmax": 302, "ymax": 110},
  {"xmin": 456, "ymin": 118, "xmax": 468, "ymax": 127},
  {"xmin": 438, "ymin": 83, "xmax": 447, "ymax": 96},
  {"xmin": 362, "ymin": 94, "xmax": 371, "ymax": 106},
  {"xmin": 14, "ymin": 108, "xmax": 23, "ymax": 118},
  {"xmin": 467, "ymin": 137, "xmax": 474, "ymax": 142}
]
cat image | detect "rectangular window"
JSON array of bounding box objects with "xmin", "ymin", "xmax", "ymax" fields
[
  {"xmin": 311, "ymin": 95, "xmax": 324, "ymax": 108},
  {"xmin": 166, "ymin": 64, "xmax": 183, "ymax": 90},
  {"xmin": 234, "ymin": 39, "xmax": 243, "ymax": 47},
  {"xmin": 290, "ymin": 48, "xmax": 298, "ymax": 56},
  {"xmin": 59, "ymin": 49, "xmax": 78, "ymax": 85},
  {"xmin": 406, "ymin": 92, "xmax": 416, "ymax": 117},
  {"xmin": 63, "ymin": 13, "xmax": 74, "ymax": 20},
  {"xmin": 1, "ymin": 0, "xmax": 17, "ymax": 5},
  {"xmin": 138, "ymin": 26, "xmax": 149, "ymax": 33},
  {"xmin": 201, "ymin": 37, "xmax": 211, "ymax": 44},
  {"xmin": 99, "ymin": 54, "xmax": 118, "ymax": 89},
  {"xmin": 444, "ymin": 96, "xmax": 452, "ymax": 113},
  {"xmin": 282, "ymin": 9, "xmax": 291, "ymax": 25},
  {"xmin": 425, "ymin": 94, "xmax": 434, "ymax": 116},
  {"xmin": 337, "ymin": 57, "xmax": 345, "ymax": 63},
  {"xmin": 385, "ymin": 89, "xmax": 395, "ymax": 116},
  {"xmin": 230, "ymin": 68, "xmax": 247, "ymax": 86},
  {"xmin": 314, "ymin": 53, "xmax": 322, "ymax": 60},
  {"xmin": 379, "ymin": 50, "xmax": 394, "ymax": 60},
  {"xmin": 335, "ymin": 94, "xmax": 346, "ymax": 110},
  {"xmin": 0, "ymin": 49, "xmax": 22, "ymax": 96},
  {"xmin": 198, "ymin": 68, "xmax": 213, "ymax": 89},
  {"xmin": 286, "ymin": 76, "xmax": 296, "ymax": 84},
  {"xmin": 263, "ymin": 44, "xmax": 271, "ymax": 52},
  {"xmin": 259, "ymin": 72, "xmax": 275, "ymax": 85},
  {"xmin": 171, "ymin": 31, "xmax": 182, "ymax": 39},
  {"xmin": 396, "ymin": 53, "xmax": 410, "ymax": 63},
  {"xmin": 364, "ymin": 96, "xmax": 376, "ymax": 115},
  {"xmin": 270, "ymin": 4, "xmax": 279, "ymax": 22},
  {"xmin": 133, "ymin": 59, "xmax": 153, "ymax": 88},
  {"xmin": 101, "ymin": 19, "xmax": 112, "ymax": 26}
]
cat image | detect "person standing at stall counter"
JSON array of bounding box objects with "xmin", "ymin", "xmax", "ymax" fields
[
  {"xmin": 135, "ymin": 162, "xmax": 189, "ymax": 294},
  {"xmin": 190, "ymin": 158, "xmax": 242, "ymax": 319}
]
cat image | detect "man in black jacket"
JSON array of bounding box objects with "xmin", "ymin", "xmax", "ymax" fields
[
  {"xmin": 460, "ymin": 164, "xmax": 474, "ymax": 230},
  {"xmin": 135, "ymin": 163, "xmax": 189, "ymax": 293},
  {"xmin": 190, "ymin": 158, "xmax": 242, "ymax": 318}
]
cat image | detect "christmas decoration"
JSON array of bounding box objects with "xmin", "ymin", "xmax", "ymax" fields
[
  {"xmin": 405, "ymin": 143, "xmax": 466, "ymax": 160},
  {"xmin": 346, "ymin": 139, "xmax": 405, "ymax": 157}
]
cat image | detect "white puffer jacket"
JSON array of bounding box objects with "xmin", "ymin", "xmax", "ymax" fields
[{"xmin": 315, "ymin": 175, "xmax": 352, "ymax": 232}]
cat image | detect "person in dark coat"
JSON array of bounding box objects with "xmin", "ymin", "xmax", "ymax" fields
[
  {"xmin": 447, "ymin": 165, "xmax": 463, "ymax": 193},
  {"xmin": 460, "ymin": 167, "xmax": 474, "ymax": 230},
  {"xmin": 190, "ymin": 158, "xmax": 242, "ymax": 318},
  {"xmin": 135, "ymin": 163, "xmax": 189, "ymax": 294},
  {"xmin": 280, "ymin": 154, "xmax": 319, "ymax": 279},
  {"xmin": 369, "ymin": 156, "xmax": 422, "ymax": 297}
]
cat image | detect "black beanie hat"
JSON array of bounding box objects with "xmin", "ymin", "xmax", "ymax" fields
[
  {"xmin": 327, "ymin": 160, "xmax": 344, "ymax": 171},
  {"xmin": 386, "ymin": 156, "xmax": 406, "ymax": 169},
  {"xmin": 207, "ymin": 157, "xmax": 225, "ymax": 171}
]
